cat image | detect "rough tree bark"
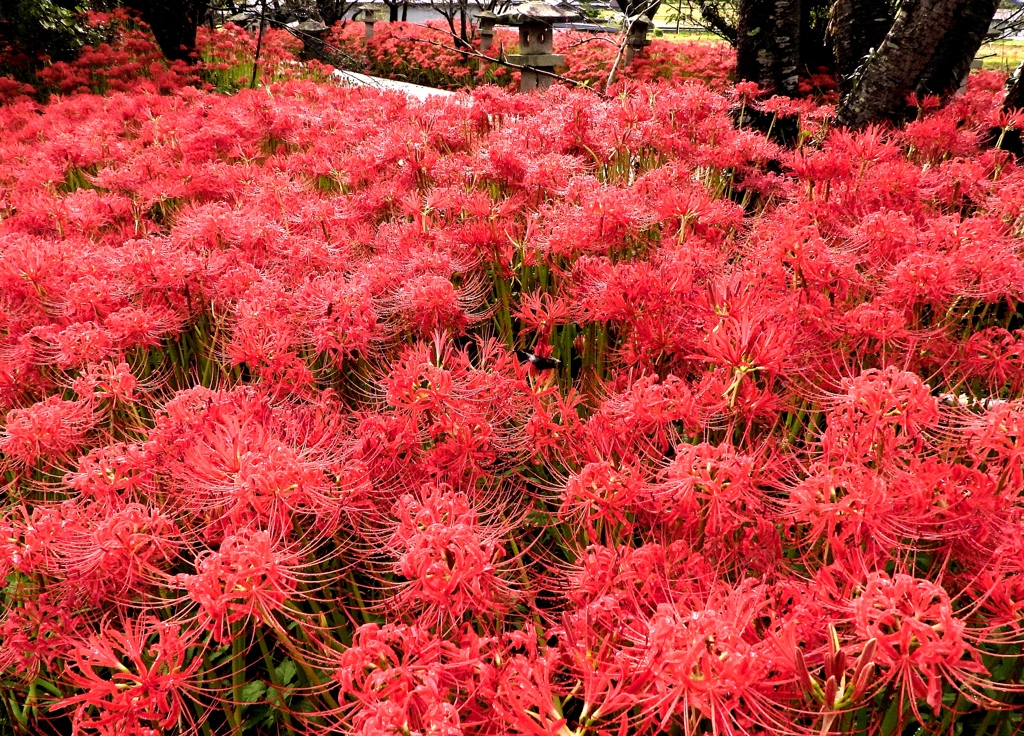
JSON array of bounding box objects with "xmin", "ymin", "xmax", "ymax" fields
[
  {"xmin": 836, "ymin": 0, "xmax": 996, "ymax": 128},
  {"xmin": 123, "ymin": 0, "xmax": 203, "ymax": 62},
  {"xmin": 829, "ymin": 0, "xmax": 891, "ymax": 94},
  {"xmin": 736, "ymin": 0, "xmax": 802, "ymax": 96},
  {"xmin": 1006, "ymin": 61, "xmax": 1024, "ymax": 112},
  {"xmin": 915, "ymin": 0, "xmax": 999, "ymax": 97},
  {"xmin": 992, "ymin": 61, "xmax": 1024, "ymax": 156}
]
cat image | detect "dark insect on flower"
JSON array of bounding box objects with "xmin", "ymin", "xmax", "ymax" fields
[{"xmin": 515, "ymin": 350, "xmax": 561, "ymax": 371}]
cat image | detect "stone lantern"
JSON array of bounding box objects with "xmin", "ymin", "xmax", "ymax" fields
[
  {"xmin": 294, "ymin": 19, "xmax": 329, "ymax": 60},
  {"xmin": 501, "ymin": 1, "xmax": 581, "ymax": 92},
  {"xmin": 353, "ymin": 7, "xmax": 382, "ymax": 39},
  {"xmin": 622, "ymin": 14, "xmax": 652, "ymax": 67},
  {"xmin": 226, "ymin": 12, "xmax": 256, "ymax": 30},
  {"xmin": 477, "ymin": 11, "xmax": 500, "ymax": 52}
]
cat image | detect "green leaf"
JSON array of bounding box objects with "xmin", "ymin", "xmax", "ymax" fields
[
  {"xmin": 275, "ymin": 659, "xmax": 298, "ymax": 686},
  {"xmin": 240, "ymin": 680, "xmax": 267, "ymax": 703}
]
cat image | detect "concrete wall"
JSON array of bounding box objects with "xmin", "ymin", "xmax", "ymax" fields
[{"xmin": 398, "ymin": 4, "xmax": 488, "ymax": 23}]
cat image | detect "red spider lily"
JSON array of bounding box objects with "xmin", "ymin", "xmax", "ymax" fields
[
  {"xmin": 300, "ymin": 273, "xmax": 379, "ymax": 363},
  {"xmin": 178, "ymin": 529, "xmax": 299, "ymax": 642},
  {"xmin": 54, "ymin": 501, "xmax": 181, "ymax": 605},
  {"xmin": 625, "ymin": 583, "xmax": 788, "ymax": 736},
  {"xmin": 72, "ymin": 361, "xmax": 140, "ymax": 405},
  {"xmin": 969, "ymin": 527, "xmax": 1024, "ymax": 637},
  {"xmin": 966, "ymin": 399, "xmax": 1024, "ymax": 492},
  {"xmin": 386, "ymin": 485, "xmax": 511, "ymax": 620},
  {"xmin": 58, "ymin": 616, "xmax": 202, "ymax": 736},
  {"xmin": 376, "ymin": 336, "xmax": 534, "ymax": 487},
  {"xmin": 850, "ymin": 573, "xmax": 988, "ymax": 719},
  {"xmin": 689, "ymin": 282, "xmax": 802, "ymax": 408},
  {"xmin": 0, "ymin": 505, "xmax": 68, "ymax": 579},
  {"xmin": 392, "ymin": 273, "xmax": 475, "ymax": 336},
  {"xmin": 821, "ymin": 367, "xmax": 940, "ymax": 467},
  {"xmin": 332, "ymin": 623, "xmax": 468, "ymax": 736},
  {"xmin": 566, "ymin": 542, "xmax": 713, "ymax": 620},
  {"xmin": 583, "ymin": 374, "xmax": 699, "ymax": 457},
  {"xmin": 560, "ymin": 459, "xmax": 649, "ymax": 546},
  {"xmin": 956, "ymin": 327, "xmax": 1024, "ymax": 392},
  {"xmin": 146, "ymin": 386, "xmax": 354, "ymax": 536},
  {"xmin": 0, "ymin": 595, "xmax": 84, "ymax": 683},
  {"xmin": 781, "ymin": 460, "xmax": 937, "ymax": 569},
  {"xmin": 553, "ymin": 609, "xmax": 648, "ymax": 730},
  {"xmin": 514, "ymin": 290, "xmax": 571, "ymax": 341},
  {"xmin": 649, "ymin": 442, "xmax": 778, "ymax": 572},
  {"xmin": 493, "ymin": 648, "xmax": 573, "ymax": 736},
  {"xmin": 64, "ymin": 442, "xmax": 154, "ymax": 501},
  {"xmin": 3, "ymin": 19, "xmax": 1024, "ymax": 736},
  {"xmin": 2, "ymin": 395, "xmax": 96, "ymax": 467}
]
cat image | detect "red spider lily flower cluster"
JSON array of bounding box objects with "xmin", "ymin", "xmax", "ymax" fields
[
  {"xmin": 32, "ymin": 12, "xmax": 203, "ymax": 97},
  {"xmin": 3, "ymin": 16, "xmax": 1024, "ymax": 736},
  {"xmin": 0, "ymin": 11, "xmax": 321, "ymax": 101}
]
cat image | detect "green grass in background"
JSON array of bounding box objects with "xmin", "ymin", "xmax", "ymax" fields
[{"xmin": 979, "ymin": 39, "xmax": 1024, "ymax": 71}]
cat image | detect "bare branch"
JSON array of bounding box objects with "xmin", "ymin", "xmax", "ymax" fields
[
  {"xmin": 564, "ymin": 36, "xmax": 619, "ymax": 49},
  {"xmin": 605, "ymin": 0, "xmax": 661, "ymax": 92}
]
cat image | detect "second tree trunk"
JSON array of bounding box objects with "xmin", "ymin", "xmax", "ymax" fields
[
  {"xmin": 836, "ymin": 0, "xmax": 999, "ymax": 128},
  {"xmin": 736, "ymin": 0, "xmax": 802, "ymax": 96},
  {"xmin": 830, "ymin": 0, "xmax": 892, "ymax": 95}
]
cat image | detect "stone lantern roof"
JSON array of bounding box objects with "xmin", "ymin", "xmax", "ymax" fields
[
  {"xmin": 294, "ymin": 19, "xmax": 329, "ymax": 34},
  {"xmin": 498, "ymin": 1, "xmax": 581, "ymax": 26},
  {"xmin": 352, "ymin": 7, "xmax": 383, "ymax": 22},
  {"xmin": 627, "ymin": 13, "xmax": 653, "ymax": 29}
]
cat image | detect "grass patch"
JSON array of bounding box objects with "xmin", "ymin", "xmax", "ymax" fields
[{"xmin": 979, "ymin": 39, "xmax": 1024, "ymax": 72}]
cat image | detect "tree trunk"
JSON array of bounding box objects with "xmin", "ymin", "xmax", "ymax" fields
[
  {"xmin": 124, "ymin": 0, "xmax": 203, "ymax": 62},
  {"xmin": 388, "ymin": 2, "xmax": 400, "ymax": 21},
  {"xmin": 735, "ymin": 0, "xmax": 767, "ymax": 85},
  {"xmin": 736, "ymin": 0, "xmax": 802, "ymax": 96},
  {"xmin": 402, "ymin": 2, "xmax": 408, "ymax": 21},
  {"xmin": 915, "ymin": 0, "xmax": 998, "ymax": 97},
  {"xmin": 1006, "ymin": 61, "xmax": 1024, "ymax": 112},
  {"xmin": 836, "ymin": 0, "xmax": 969, "ymax": 128},
  {"xmin": 829, "ymin": 0, "xmax": 891, "ymax": 94},
  {"xmin": 995, "ymin": 61, "xmax": 1024, "ymax": 156}
]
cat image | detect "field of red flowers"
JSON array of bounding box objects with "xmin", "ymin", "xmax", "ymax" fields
[
  {"xmin": 2, "ymin": 13, "xmax": 1024, "ymax": 736},
  {"xmin": 0, "ymin": 15, "xmax": 734, "ymax": 100},
  {"xmin": 326, "ymin": 20, "xmax": 735, "ymax": 91}
]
